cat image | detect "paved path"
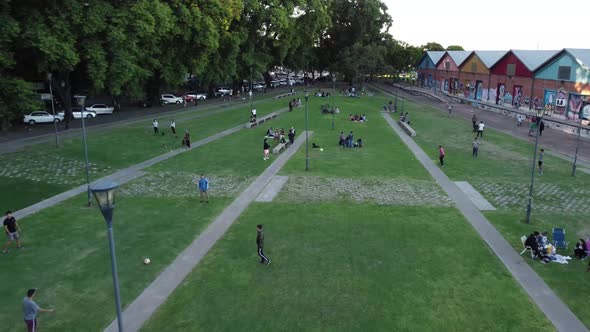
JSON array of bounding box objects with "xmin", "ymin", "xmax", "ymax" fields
[
  {"xmin": 381, "ymin": 112, "xmax": 587, "ymax": 332},
  {"xmin": 104, "ymin": 131, "xmax": 312, "ymax": 332},
  {"xmin": 374, "ymin": 83, "xmax": 590, "ymax": 169}
]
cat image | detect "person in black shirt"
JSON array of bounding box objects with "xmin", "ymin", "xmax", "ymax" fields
[
  {"xmin": 3, "ymin": 211, "xmax": 22, "ymax": 253},
  {"xmin": 524, "ymin": 232, "xmax": 543, "ymax": 259},
  {"xmin": 288, "ymin": 128, "xmax": 295, "ymax": 144},
  {"xmin": 263, "ymin": 139, "xmax": 271, "ymax": 160},
  {"xmin": 256, "ymin": 224, "xmax": 270, "ymax": 265}
]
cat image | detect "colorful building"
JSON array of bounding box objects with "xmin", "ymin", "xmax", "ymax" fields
[
  {"xmin": 435, "ymin": 51, "xmax": 471, "ymax": 94},
  {"xmin": 458, "ymin": 51, "xmax": 506, "ymax": 100},
  {"xmin": 417, "ymin": 51, "xmax": 445, "ymax": 88}
]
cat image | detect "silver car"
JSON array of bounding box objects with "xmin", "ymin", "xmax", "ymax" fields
[{"xmin": 23, "ymin": 111, "xmax": 64, "ymax": 125}]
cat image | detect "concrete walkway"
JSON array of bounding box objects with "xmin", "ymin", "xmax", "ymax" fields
[
  {"xmin": 105, "ymin": 132, "xmax": 312, "ymax": 332},
  {"xmin": 381, "ymin": 112, "xmax": 587, "ymax": 332}
]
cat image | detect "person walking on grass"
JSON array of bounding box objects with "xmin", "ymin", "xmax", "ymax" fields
[
  {"xmin": 198, "ymin": 174, "xmax": 209, "ymax": 203},
  {"xmin": 23, "ymin": 289, "xmax": 54, "ymax": 332},
  {"xmin": 438, "ymin": 145, "xmax": 445, "ymax": 167},
  {"xmin": 183, "ymin": 129, "xmax": 191, "ymax": 149},
  {"xmin": 170, "ymin": 120, "xmax": 177, "ymax": 137},
  {"xmin": 538, "ymin": 149, "xmax": 544, "ymax": 174},
  {"xmin": 472, "ymin": 137, "xmax": 481, "ymax": 158},
  {"xmin": 472, "ymin": 114, "xmax": 477, "ymax": 132},
  {"xmin": 477, "ymin": 121, "xmax": 485, "ymax": 138},
  {"xmin": 256, "ymin": 224, "xmax": 270, "ymax": 265},
  {"xmin": 3, "ymin": 211, "xmax": 22, "ymax": 253},
  {"xmin": 153, "ymin": 119, "xmax": 159, "ymax": 135},
  {"xmin": 263, "ymin": 138, "xmax": 270, "ymax": 160}
]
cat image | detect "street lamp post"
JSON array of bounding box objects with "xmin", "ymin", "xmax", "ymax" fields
[
  {"xmin": 332, "ymin": 75, "xmax": 336, "ymax": 130},
  {"xmin": 572, "ymin": 116, "xmax": 583, "ymax": 176},
  {"xmin": 305, "ymin": 91, "xmax": 309, "ymax": 171},
  {"xmin": 249, "ymin": 69, "xmax": 253, "ymax": 113},
  {"xmin": 525, "ymin": 111, "xmax": 543, "ymax": 224},
  {"xmin": 47, "ymin": 73, "xmax": 60, "ymax": 148},
  {"xmin": 401, "ymin": 98, "xmax": 405, "ymax": 114},
  {"xmin": 75, "ymin": 95, "xmax": 92, "ymax": 206},
  {"xmin": 90, "ymin": 181, "xmax": 123, "ymax": 332}
]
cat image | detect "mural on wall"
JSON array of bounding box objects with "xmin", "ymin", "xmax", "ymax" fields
[
  {"xmin": 554, "ymin": 88, "xmax": 568, "ymax": 116},
  {"xmin": 582, "ymin": 100, "xmax": 590, "ymax": 125},
  {"xmin": 475, "ymin": 81, "xmax": 483, "ymax": 100},
  {"xmin": 463, "ymin": 80, "xmax": 472, "ymax": 98},
  {"xmin": 567, "ymin": 94, "xmax": 589, "ymax": 121},
  {"xmin": 496, "ymin": 83, "xmax": 505, "ymax": 104},
  {"xmin": 513, "ymin": 85, "xmax": 523, "ymax": 107},
  {"xmin": 543, "ymin": 89, "xmax": 556, "ymax": 115},
  {"xmin": 442, "ymin": 79, "xmax": 449, "ymax": 92},
  {"xmin": 488, "ymin": 88, "xmax": 497, "ymax": 101},
  {"xmin": 503, "ymin": 92, "xmax": 513, "ymax": 105}
]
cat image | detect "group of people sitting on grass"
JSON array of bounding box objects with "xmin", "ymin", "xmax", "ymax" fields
[
  {"xmin": 266, "ymin": 126, "xmax": 296, "ymax": 145},
  {"xmin": 349, "ymin": 114, "xmax": 366, "ymax": 122},
  {"xmin": 338, "ymin": 131, "xmax": 363, "ymax": 148},
  {"xmin": 525, "ymin": 231, "xmax": 588, "ymax": 265},
  {"xmin": 400, "ymin": 112, "xmax": 411, "ymax": 125},
  {"xmin": 321, "ymin": 104, "xmax": 340, "ymax": 114},
  {"xmin": 315, "ymin": 89, "xmax": 331, "ymax": 97}
]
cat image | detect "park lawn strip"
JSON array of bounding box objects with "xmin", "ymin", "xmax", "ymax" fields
[
  {"xmin": 401, "ymin": 99, "xmax": 590, "ymax": 326},
  {"xmin": 279, "ymin": 94, "xmax": 431, "ymax": 181},
  {"xmin": 142, "ymin": 203, "xmax": 553, "ymax": 332}
]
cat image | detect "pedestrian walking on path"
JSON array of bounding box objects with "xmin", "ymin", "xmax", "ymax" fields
[
  {"xmin": 539, "ymin": 120, "xmax": 545, "ymax": 136},
  {"xmin": 256, "ymin": 224, "xmax": 270, "ymax": 265},
  {"xmin": 23, "ymin": 289, "xmax": 54, "ymax": 332},
  {"xmin": 472, "ymin": 138, "xmax": 481, "ymax": 158},
  {"xmin": 170, "ymin": 120, "xmax": 177, "ymax": 137},
  {"xmin": 3, "ymin": 211, "xmax": 22, "ymax": 253},
  {"xmin": 447, "ymin": 105, "xmax": 453, "ymax": 114},
  {"xmin": 263, "ymin": 138, "xmax": 270, "ymax": 160},
  {"xmin": 438, "ymin": 145, "xmax": 445, "ymax": 167},
  {"xmin": 153, "ymin": 119, "xmax": 159, "ymax": 135},
  {"xmin": 183, "ymin": 129, "xmax": 190, "ymax": 148},
  {"xmin": 477, "ymin": 121, "xmax": 485, "ymax": 138},
  {"xmin": 198, "ymin": 174, "xmax": 209, "ymax": 203},
  {"xmin": 538, "ymin": 149, "xmax": 544, "ymax": 174},
  {"xmin": 517, "ymin": 114, "xmax": 524, "ymax": 127},
  {"xmin": 472, "ymin": 114, "xmax": 477, "ymax": 132}
]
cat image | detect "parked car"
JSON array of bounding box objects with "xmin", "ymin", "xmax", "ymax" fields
[
  {"xmin": 252, "ymin": 83, "xmax": 265, "ymax": 91},
  {"xmin": 160, "ymin": 94, "xmax": 183, "ymax": 104},
  {"xmin": 270, "ymin": 80, "xmax": 281, "ymax": 88},
  {"xmin": 23, "ymin": 111, "xmax": 64, "ymax": 125},
  {"xmin": 214, "ymin": 87, "xmax": 232, "ymax": 97},
  {"xmin": 57, "ymin": 108, "xmax": 97, "ymax": 119},
  {"xmin": 184, "ymin": 92, "xmax": 207, "ymax": 101},
  {"xmin": 85, "ymin": 104, "xmax": 114, "ymax": 115}
]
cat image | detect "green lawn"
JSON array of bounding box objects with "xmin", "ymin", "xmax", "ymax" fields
[{"xmin": 143, "ymin": 203, "xmax": 552, "ymax": 331}]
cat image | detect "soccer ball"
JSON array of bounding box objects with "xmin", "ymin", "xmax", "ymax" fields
[
  {"xmin": 320, "ymin": 148, "xmax": 324, "ymax": 151},
  {"xmin": 143, "ymin": 258, "xmax": 151, "ymax": 265}
]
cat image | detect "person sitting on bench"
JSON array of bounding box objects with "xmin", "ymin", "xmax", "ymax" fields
[{"xmin": 266, "ymin": 127, "xmax": 274, "ymax": 137}]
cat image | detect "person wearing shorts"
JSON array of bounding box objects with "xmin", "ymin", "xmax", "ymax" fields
[
  {"xmin": 198, "ymin": 174, "xmax": 209, "ymax": 203},
  {"xmin": 263, "ymin": 138, "xmax": 270, "ymax": 160},
  {"xmin": 23, "ymin": 288, "xmax": 54, "ymax": 332},
  {"xmin": 3, "ymin": 211, "xmax": 22, "ymax": 253}
]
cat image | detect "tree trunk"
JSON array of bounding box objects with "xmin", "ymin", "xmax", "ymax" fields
[
  {"xmin": 262, "ymin": 71, "xmax": 272, "ymax": 88},
  {"xmin": 52, "ymin": 71, "xmax": 72, "ymax": 129}
]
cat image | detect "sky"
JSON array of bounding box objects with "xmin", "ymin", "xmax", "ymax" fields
[{"xmin": 385, "ymin": 0, "xmax": 590, "ymax": 51}]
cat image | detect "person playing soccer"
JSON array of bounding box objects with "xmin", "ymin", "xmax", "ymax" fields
[
  {"xmin": 152, "ymin": 119, "xmax": 159, "ymax": 135},
  {"xmin": 256, "ymin": 224, "xmax": 270, "ymax": 265},
  {"xmin": 23, "ymin": 288, "xmax": 54, "ymax": 332},
  {"xmin": 3, "ymin": 211, "xmax": 22, "ymax": 253},
  {"xmin": 198, "ymin": 174, "xmax": 209, "ymax": 203}
]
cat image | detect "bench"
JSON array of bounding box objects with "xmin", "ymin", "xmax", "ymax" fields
[
  {"xmin": 244, "ymin": 112, "xmax": 279, "ymax": 128},
  {"xmin": 272, "ymin": 91, "xmax": 295, "ymax": 100},
  {"xmin": 398, "ymin": 121, "xmax": 416, "ymax": 137},
  {"xmin": 272, "ymin": 141, "xmax": 291, "ymax": 154}
]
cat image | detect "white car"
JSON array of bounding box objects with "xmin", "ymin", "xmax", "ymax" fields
[
  {"xmin": 160, "ymin": 94, "xmax": 183, "ymax": 104},
  {"xmin": 184, "ymin": 92, "xmax": 207, "ymax": 100},
  {"xmin": 57, "ymin": 108, "xmax": 97, "ymax": 119},
  {"xmin": 252, "ymin": 83, "xmax": 265, "ymax": 91},
  {"xmin": 85, "ymin": 104, "xmax": 114, "ymax": 115},
  {"xmin": 23, "ymin": 111, "xmax": 64, "ymax": 125},
  {"xmin": 214, "ymin": 87, "xmax": 232, "ymax": 97}
]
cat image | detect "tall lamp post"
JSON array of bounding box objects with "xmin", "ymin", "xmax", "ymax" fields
[
  {"xmin": 75, "ymin": 95, "xmax": 92, "ymax": 206},
  {"xmin": 90, "ymin": 181, "xmax": 123, "ymax": 332},
  {"xmin": 331, "ymin": 75, "xmax": 336, "ymax": 130},
  {"xmin": 47, "ymin": 73, "xmax": 60, "ymax": 148},
  {"xmin": 572, "ymin": 116, "xmax": 583, "ymax": 176},
  {"xmin": 249, "ymin": 68, "xmax": 253, "ymax": 113},
  {"xmin": 525, "ymin": 110, "xmax": 543, "ymax": 224},
  {"xmin": 305, "ymin": 91, "xmax": 309, "ymax": 171}
]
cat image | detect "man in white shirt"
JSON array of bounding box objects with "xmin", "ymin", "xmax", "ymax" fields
[
  {"xmin": 477, "ymin": 121, "xmax": 485, "ymax": 138},
  {"xmin": 153, "ymin": 119, "xmax": 159, "ymax": 135},
  {"xmin": 170, "ymin": 120, "xmax": 177, "ymax": 137},
  {"xmin": 516, "ymin": 114, "xmax": 524, "ymax": 127}
]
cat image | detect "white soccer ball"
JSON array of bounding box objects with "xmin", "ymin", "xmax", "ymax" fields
[
  {"xmin": 143, "ymin": 258, "xmax": 151, "ymax": 265},
  {"xmin": 320, "ymin": 148, "xmax": 324, "ymax": 151}
]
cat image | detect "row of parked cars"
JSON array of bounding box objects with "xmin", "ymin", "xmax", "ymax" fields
[{"xmin": 23, "ymin": 104, "xmax": 114, "ymax": 125}]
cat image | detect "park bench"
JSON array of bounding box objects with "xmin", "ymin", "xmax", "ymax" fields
[
  {"xmin": 244, "ymin": 112, "xmax": 279, "ymax": 128},
  {"xmin": 272, "ymin": 141, "xmax": 291, "ymax": 154},
  {"xmin": 398, "ymin": 120, "xmax": 416, "ymax": 137},
  {"xmin": 272, "ymin": 91, "xmax": 295, "ymax": 100}
]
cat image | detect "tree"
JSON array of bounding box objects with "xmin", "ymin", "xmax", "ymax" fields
[
  {"xmin": 421, "ymin": 42, "xmax": 444, "ymax": 51},
  {"xmin": 446, "ymin": 45, "xmax": 465, "ymax": 51}
]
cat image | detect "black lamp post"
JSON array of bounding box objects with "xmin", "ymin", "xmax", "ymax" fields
[
  {"xmin": 47, "ymin": 73, "xmax": 60, "ymax": 148},
  {"xmin": 305, "ymin": 91, "xmax": 309, "ymax": 171},
  {"xmin": 74, "ymin": 95, "xmax": 92, "ymax": 206},
  {"xmin": 332, "ymin": 75, "xmax": 336, "ymax": 130},
  {"xmin": 525, "ymin": 109, "xmax": 544, "ymax": 224},
  {"xmin": 90, "ymin": 181, "xmax": 123, "ymax": 332},
  {"xmin": 572, "ymin": 116, "xmax": 583, "ymax": 176}
]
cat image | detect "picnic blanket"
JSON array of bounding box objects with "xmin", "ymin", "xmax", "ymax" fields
[{"xmin": 549, "ymin": 254, "xmax": 572, "ymax": 264}]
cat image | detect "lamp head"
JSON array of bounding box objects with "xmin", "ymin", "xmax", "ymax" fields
[
  {"xmin": 305, "ymin": 91, "xmax": 309, "ymax": 99},
  {"xmin": 90, "ymin": 180, "xmax": 118, "ymax": 223}
]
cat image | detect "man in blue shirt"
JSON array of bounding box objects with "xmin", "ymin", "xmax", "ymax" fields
[
  {"xmin": 198, "ymin": 174, "xmax": 209, "ymax": 203},
  {"xmin": 23, "ymin": 289, "xmax": 54, "ymax": 332}
]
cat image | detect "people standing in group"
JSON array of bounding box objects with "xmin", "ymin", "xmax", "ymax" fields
[
  {"xmin": 153, "ymin": 119, "xmax": 159, "ymax": 135},
  {"xmin": 23, "ymin": 289, "xmax": 54, "ymax": 332},
  {"xmin": 472, "ymin": 114, "xmax": 477, "ymax": 132},
  {"xmin": 170, "ymin": 120, "xmax": 177, "ymax": 137},
  {"xmin": 539, "ymin": 120, "xmax": 545, "ymax": 136},
  {"xmin": 538, "ymin": 148, "xmax": 544, "ymax": 174},
  {"xmin": 3, "ymin": 211, "xmax": 22, "ymax": 253},
  {"xmin": 198, "ymin": 174, "xmax": 209, "ymax": 203},
  {"xmin": 183, "ymin": 129, "xmax": 191, "ymax": 148},
  {"xmin": 263, "ymin": 138, "xmax": 270, "ymax": 160},
  {"xmin": 477, "ymin": 121, "xmax": 485, "ymax": 138},
  {"xmin": 438, "ymin": 145, "xmax": 445, "ymax": 167},
  {"xmin": 256, "ymin": 224, "xmax": 270, "ymax": 265},
  {"xmin": 472, "ymin": 137, "xmax": 481, "ymax": 158}
]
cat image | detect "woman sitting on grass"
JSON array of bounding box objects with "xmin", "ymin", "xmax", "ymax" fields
[{"xmin": 574, "ymin": 239, "xmax": 588, "ymax": 259}]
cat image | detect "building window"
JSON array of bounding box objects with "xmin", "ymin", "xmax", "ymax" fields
[
  {"xmin": 444, "ymin": 61, "xmax": 450, "ymax": 70},
  {"xmin": 506, "ymin": 64, "xmax": 516, "ymax": 76},
  {"xmin": 558, "ymin": 66, "xmax": 571, "ymax": 80},
  {"xmin": 471, "ymin": 63, "xmax": 477, "ymax": 72}
]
